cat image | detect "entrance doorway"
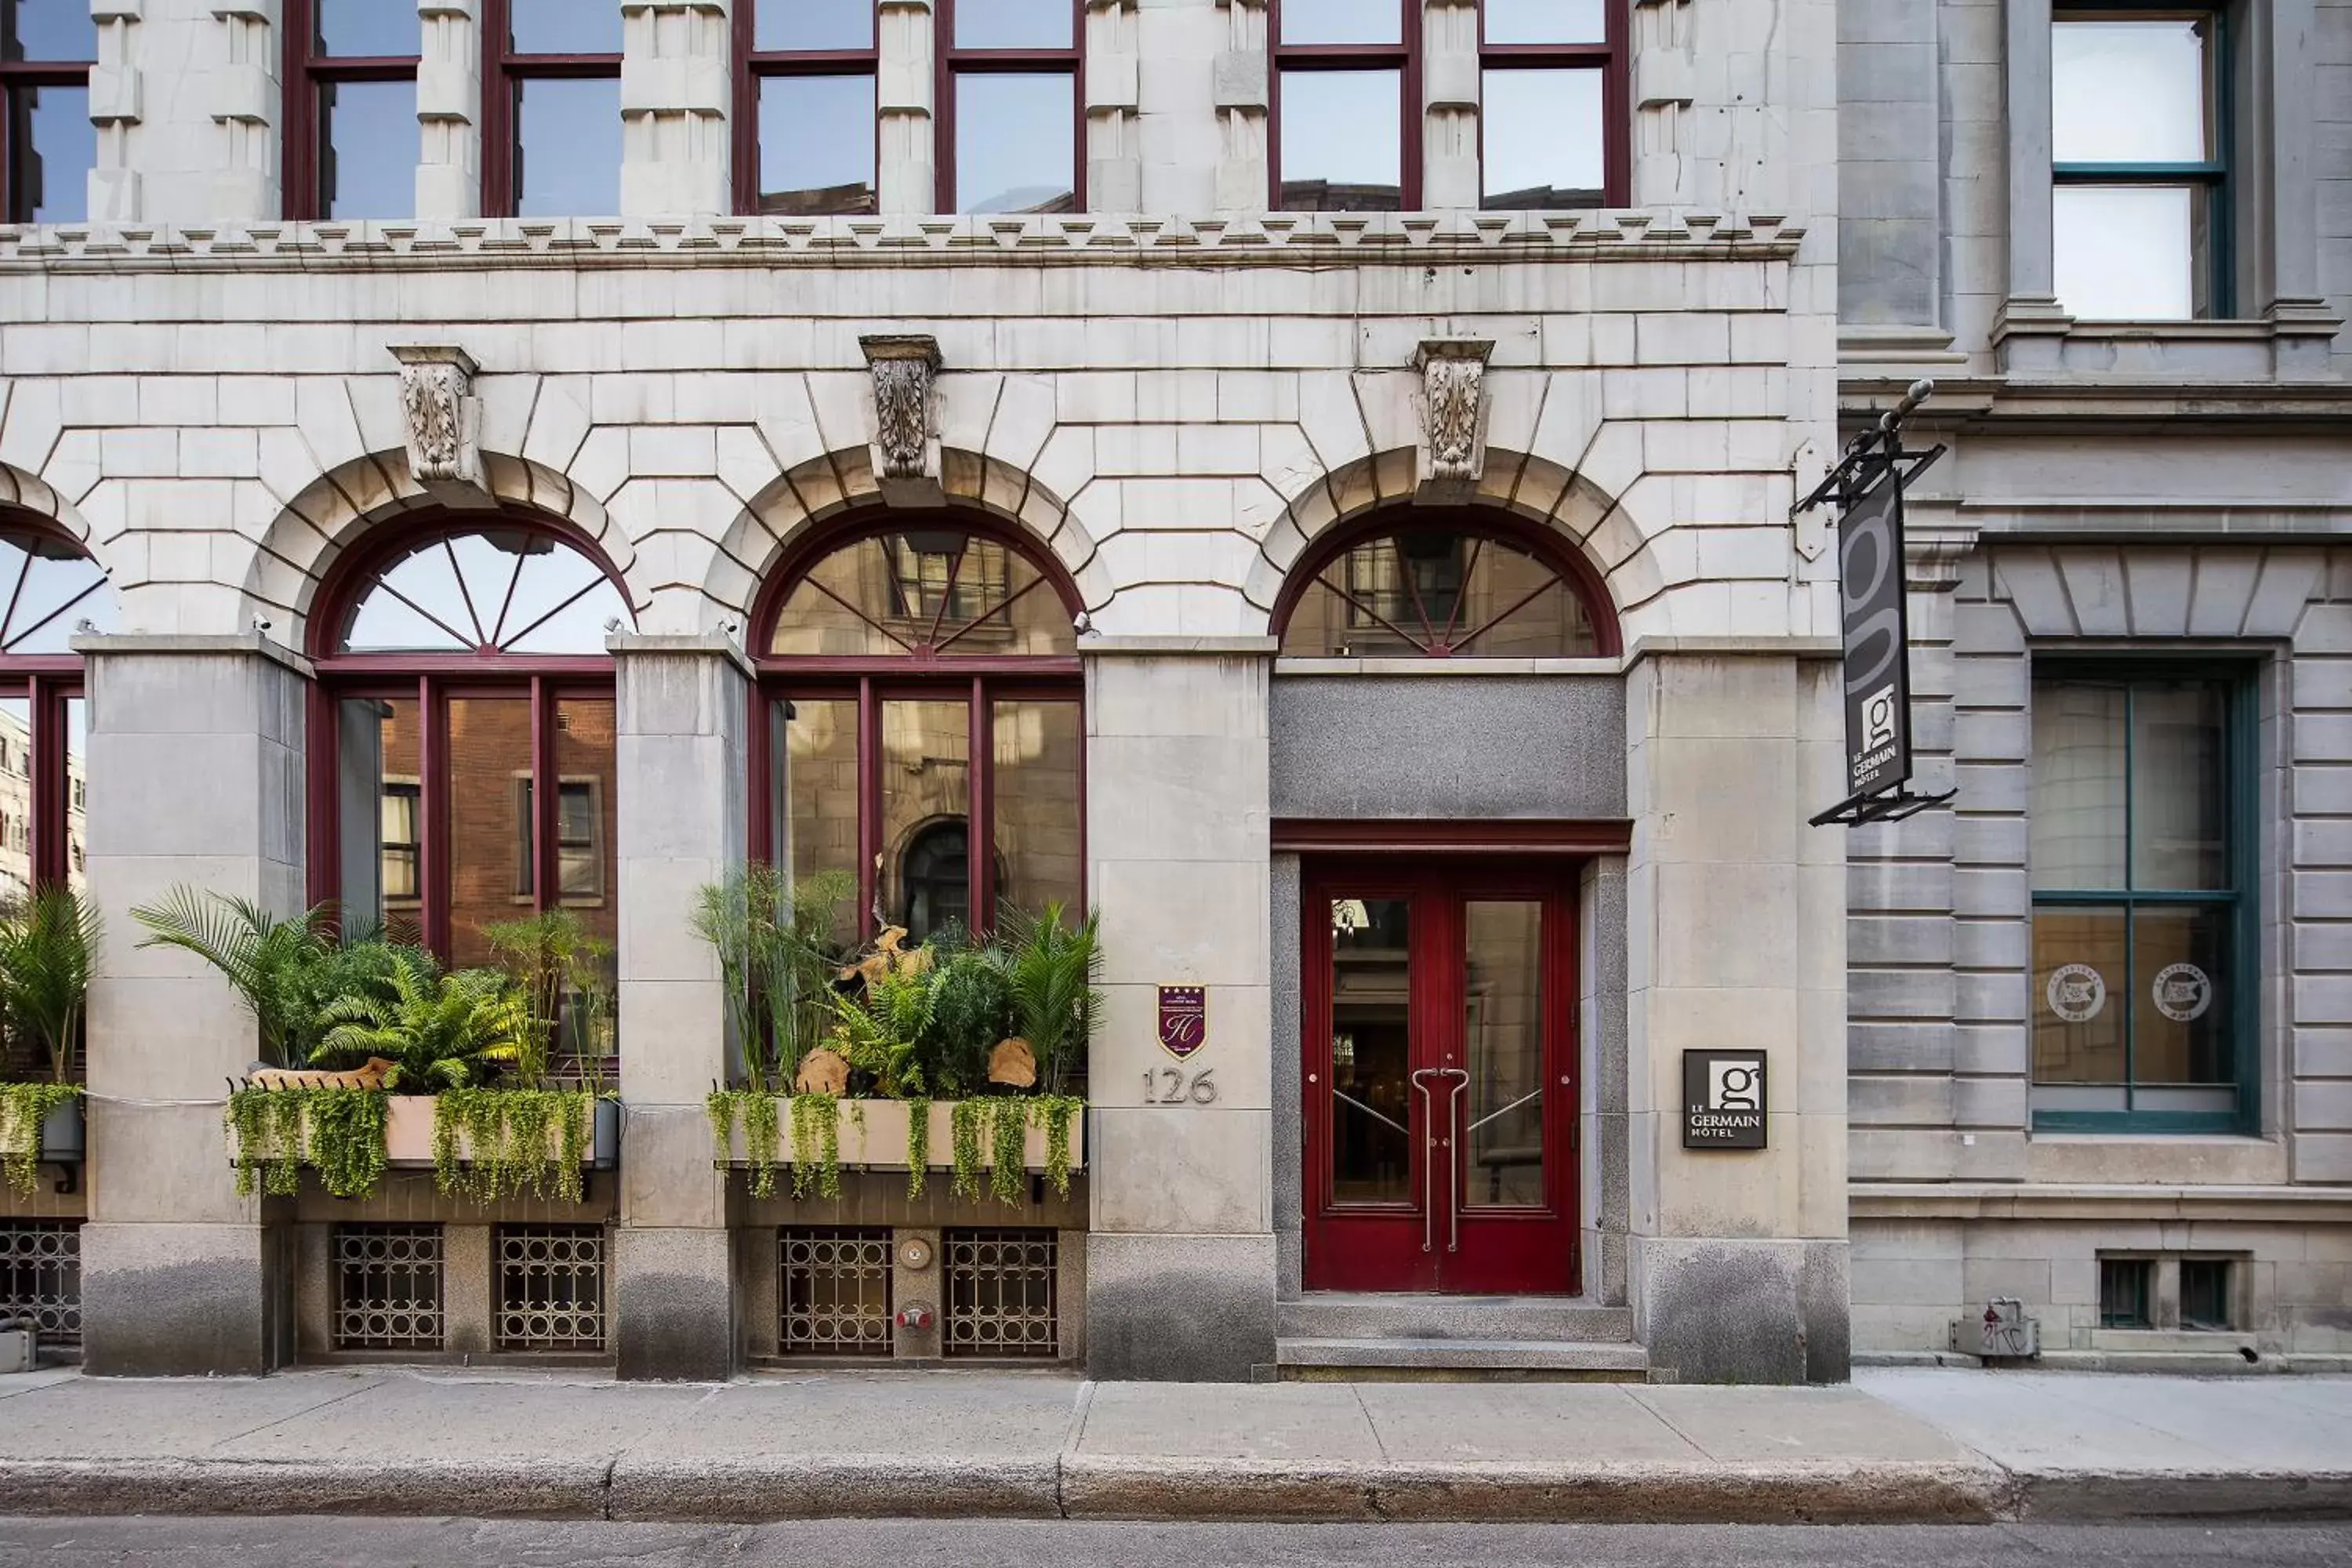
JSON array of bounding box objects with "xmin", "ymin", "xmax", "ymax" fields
[{"xmin": 1301, "ymin": 860, "xmax": 1580, "ymax": 1294}]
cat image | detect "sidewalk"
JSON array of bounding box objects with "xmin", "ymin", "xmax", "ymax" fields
[{"xmin": 0, "ymin": 1364, "xmax": 2345, "ymax": 1525}]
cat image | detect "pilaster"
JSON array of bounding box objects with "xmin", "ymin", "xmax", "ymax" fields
[
  {"xmin": 76, "ymin": 634, "xmax": 311, "ymax": 1376},
  {"xmin": 1630, "ymin": 0, "xmax": 1694, "ymax": 208},
  {"xmin": 619, "ymin": 0, "xmax": 731, "ymax": 217},
  {"xmin": 1210, "ymin": 0, "xmax": 1266, "ymax": 212},
  {"xmin": 1085, "ymin": 0, "xmax": 1140, "ymax": 212},
  {"xmin": 209, "ymin": 0, "xmax": 281, "ymax": 221},
  {"xmin": 610, "ymin": 632, "xmax": 749, "ymax": 1380},
  {"xmin": 1419, "ymin": 0, "xmax": 1477, "ymax": 209},
  {"xmin": 877, "ymin": 0, "xmax": 937, "ymax": 213},
  {"xmin": 88, "ymin": 0, "xmax": 144, "ymax": 221},
  {"xmin": 416, "ymin": 0, "xmax": 482, "ymax": 220},
  {"xmin": 1994, "ymin": 0, "xmax": 2063, "ymax": 369}
]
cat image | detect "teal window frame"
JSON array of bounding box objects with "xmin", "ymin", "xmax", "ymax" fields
[
  {"xmin": 2028, "ymin": 659, "xmax": 2259, "ymax": 1135},
  {"xmin": 2051, "ymin": 1, "xmax": 2234, "ymax": 319}
]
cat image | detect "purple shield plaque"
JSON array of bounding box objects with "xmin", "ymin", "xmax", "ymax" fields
[{"xmin": 1157, "ymin": 985, "xmax": 1206, "ymax": 1060}]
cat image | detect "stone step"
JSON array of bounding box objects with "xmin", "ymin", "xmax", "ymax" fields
[
  {"xmin": 1278, "ymin": 1294, "xmax": 1635, "ymax": 1344},
  {"xmin": 1276, "ymin": 1336, "xmax": 1651, "ymax": 1381}
]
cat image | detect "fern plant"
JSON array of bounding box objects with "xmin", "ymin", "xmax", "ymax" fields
[
  {"xmin": 1000, "ymin": 903, "xmax": 1103, "ymax": 1098},
  {"xmin": 313, "ymin": 964, "xmax": 528, "ymax": 1090},
  {"xmin": 0, "ymin": 885, "xmax": 101, "ymax": 1083},
  {"xmin": 130, "ymin": 887, "xmax": 334, "ymax": 1065},
  {"xmin": 829, "ymin": 961, "xmax": 936, "ymax": 1097}
]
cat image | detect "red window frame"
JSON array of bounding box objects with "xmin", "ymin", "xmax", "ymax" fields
[
  {"xmin": 279, "ymin": 0, "xmax": 420, "ymax": 222},
  {"xmin": 732, "ymin": 0, "xmax": 880, "ymax": 216},
  {"xmin": 0, "ymin": 514, "xmax": 105, "ymax": 898},
  {"xmin": 1269, "ymin": 509, "xmax": 1623, "ymax": 659},
  {"xmin": 1477, "ymin": 0, "xmax": 1630, "ymax": 209},
  {"xmin": 1, "ymin": 1, "xmax": 93, "ymax": 224},
  {"xmin": 1268, "ymin": 0, "xmax": 1421, "ymax": 212},
  {"xmin": 749, "ymin": 513, "xmax": 1086, "ymax": 940},
  {"xmin": 481, "ymin": 0, "xmax": 623, "ymax": 219},
  {"xmin": 935, "ymin": 0, "xmax": 1086, "ymax": 216},
  {"xmin": 303, "ymin": 514, "xmax": 626, "ymax": 960}
]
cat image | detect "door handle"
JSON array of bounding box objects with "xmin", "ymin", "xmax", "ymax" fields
[
  {"xmin": 1408, "ymin": 1068, "xmax": 1443, "ymax": 1255},
  {"xmin": 1437, "ymin": 1068, "xmax": 1469, "ymax": 1253}
]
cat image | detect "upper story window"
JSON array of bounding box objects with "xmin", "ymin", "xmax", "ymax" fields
[
  {"xmin": 2, "ymin": 0, "xmax": 93, "ymax": 223},
  {"xmin": 737, "ymin": 0, "xmax": 878, "ymax": 216},
  {"xmin": 283, "ymin": 0, "xmax": 419, "ymax": 221},
  {"xmin": 313, "ymin": 520, "xmax": 632, "ymax": 979},
  {"xmin": 1272, "ymin": 0, "xmax": 1415, "ymax": 212},
  {"xmin": 484, "ymin": 0, "xmax": 623, "ymax": 218},
  {"xmin": 2052, "ymin": 9, "xmax": 2227, "ymax": 320},
  {"xmin": 757, "ymin": 518, "xmax": 1083, "ymax": 946},
  {"xmin": 2030, "ymin": 668, "xmax": 2251, "ymax": 1133},
  {"xmin": 1275, "ymin": 517, "xmax": 1615, "ymax": 659},
  {"xmin": 0, "ymin": 519, "xmax": 115, "ymax": 903},
  {"xmin": 1480, "ymin": 0, "xmax": 1616, "ymax": 210},
  {"xmin": 941, "ymin": 0, "xmax": 1081, "ymax": 214}
]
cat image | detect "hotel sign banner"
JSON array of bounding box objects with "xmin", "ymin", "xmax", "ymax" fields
[{"xmin": 1837, "ymin": 470, "xmax": 1911, "ymax": 798}]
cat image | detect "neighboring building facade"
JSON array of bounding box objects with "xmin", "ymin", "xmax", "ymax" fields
[{"xmin": 0, "ymin": 0, "xmax": 2336, "ymax": 1383}]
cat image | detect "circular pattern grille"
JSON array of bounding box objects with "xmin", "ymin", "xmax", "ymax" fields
[{"xmin": 498, "ymin": 1225, "xmax": 607, "ymax": 1351}]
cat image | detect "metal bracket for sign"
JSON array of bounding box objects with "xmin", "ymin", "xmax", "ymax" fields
[{"xmin": 1802, "ymin": 379, "xmax": 1955, "ymax": 829}]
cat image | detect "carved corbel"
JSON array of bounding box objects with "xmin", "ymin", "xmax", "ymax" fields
[
  {"xmin": 389, "ymin": 345, "xmax": 492, "ymax": 508},
  {"xmin": 862, "ymin": 335, "xmax": 945, "ymax": 508},
  {"xmin": 1413, "ymin": 338, "xmax": 1493, "ymax": 501}
]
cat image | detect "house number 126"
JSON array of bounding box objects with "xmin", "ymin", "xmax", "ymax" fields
[{"xmin": 1144, "ymin": 1067, "xmax": 1218, "ymax": 1105}]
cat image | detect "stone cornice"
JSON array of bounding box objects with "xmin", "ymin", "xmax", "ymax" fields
[
  {"xmin": 1841, "ymin": 372, "xmax": 2352, "ymax": 430},
  {"xmin": 1851, "ymin": 1180, "xmax": 2352, "ymax": 1225},
  {"xmin": 0, "ymin": 212, "xmax": 1807, "ymax": 274}
]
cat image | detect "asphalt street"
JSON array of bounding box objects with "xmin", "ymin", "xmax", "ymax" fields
[{"xmin": 0, "ymin": 1519, "xmax": 2347, "ymax": 1568}]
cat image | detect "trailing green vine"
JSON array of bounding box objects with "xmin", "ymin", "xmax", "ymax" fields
[
  {"xmin": 0, "ymin": 1083, "xmax": 80, "ymax": 1196},
  {"xmin": 305, "ymin": 1088, "xmax": 389, "ymax": 1200},
  {"xmin": 1034, "ymin": 1095, "xmax": 1082, "ymax": 1199},
  {"xmin": 224, "ymin": 1086, "xmax": 310, "ymax": 1198},
  {"xmin": 789, "ymin": 1091, "xmax": 841, "ymax": 1200},
  {"xmin": 988, "ymin": 1097, "xmax": 1028, "ymax": 1204},
  {"xmin": 950, "ymin": 1098, "xmax": 988, "ymax": 1201},
  {"xmin": 434, "ymin": 1088, "xmax": 591, "ymax": 1204},
  {"xmin": 904, "ymin": 1096, "xmax": 931, "ymax": 1199}
]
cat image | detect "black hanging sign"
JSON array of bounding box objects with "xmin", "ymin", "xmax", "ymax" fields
[{"xmin": 1802, "ymin": 379, "xmax": 1954, "ymax": 828}]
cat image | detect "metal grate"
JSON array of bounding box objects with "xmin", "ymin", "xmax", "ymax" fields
[
  {"xmin": 333, "ymin": 1224, "xmax": 444, "ymax": 1351},
  {"xmin": 945, "ymin": 1228, "xmax": 1058, "ymax": 1359},
  {"xmin": 497, "ymin": 1225, "xmax": 607, "ymax": 1352},
  {"xmin": 780, "ymin": 1227, "xmax": 894, "ymax": 1357},
  {"xmin": 2099, "ymin": 1257, "xmax": 2153, "ymax": 1330},
  {"xmin": 0, "ymin": 1221, "xmax": 79, "ymax": 1343}
]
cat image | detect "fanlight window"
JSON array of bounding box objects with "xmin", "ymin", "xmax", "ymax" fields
[
  {"xmin": 340, "ymin": 528, "xmax": 631, "ymax": 655},
  {"xmin": 769, "ymin": 527, "xmax": 1076, "ymax": 659},
  {"xmin": 0, "ymin": 527, "xmax": 115, "ymax": 654},
  {"xmin": 1279, "ymin": 525, "xmax": 1599, "ymax": 659}
]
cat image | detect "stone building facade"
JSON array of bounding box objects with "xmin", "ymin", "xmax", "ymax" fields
[{"xmin": 0, "ymin": 0, "xmax": 2336, "ymax": 1384}]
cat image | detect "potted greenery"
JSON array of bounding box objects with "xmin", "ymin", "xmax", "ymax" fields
[
  {"xmin": 703, "ymin": 892, "xmax": 1093, "ymax": 1207},
  {"xmin": 0, "ymin": 887, "xmax": 100, "ymax": 1194},
  {"xmin": 132, "ymin": 887, "xmax": 619, "ymax": 1203}
]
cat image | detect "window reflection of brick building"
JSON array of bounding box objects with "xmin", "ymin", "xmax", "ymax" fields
[{"xmin": 0, "ymin": 701, "xmax": 85, "ymax": 903}]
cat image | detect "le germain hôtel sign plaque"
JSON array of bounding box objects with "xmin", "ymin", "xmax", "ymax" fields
[{"xmin": 1682, "ymin": 1051, "xmax": 1766, "ymax": 1150}]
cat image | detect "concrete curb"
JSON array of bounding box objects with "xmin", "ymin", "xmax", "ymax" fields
[{"xmin": 1, "ymin": 1454, "xmax": 2349, "ymax": 1525}]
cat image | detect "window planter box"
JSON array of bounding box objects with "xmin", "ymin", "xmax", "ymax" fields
[
  {"xmin": 0, "ymin": 1095, "xmax": 82, "ymax": 1164},
  {"xmin": 717, "ymin": 1097, "xmax": 1083, "ymax": 1174},
  {"xmin": 224, "ymin": 1093, "xmax": 621, "ymax": 1173}
]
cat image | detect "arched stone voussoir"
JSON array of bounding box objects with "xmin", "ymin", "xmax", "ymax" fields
[{"xmin": 243, "ymin": 446, "xmax": 636, "ymax": 648}]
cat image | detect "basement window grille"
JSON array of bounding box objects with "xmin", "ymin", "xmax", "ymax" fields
[
  {"xmin": 2099, "ymin": 1256, "xmax": 2154, "ymax": 1330},
  {"xmin": 0, "ymin": 1221, "xmax": 79, "ymax": 1343},
  {"xmin": 333, "ymin": 1224, "xmax": 445, "ymax": 1351},
  {"xmin": 497, "ymin": 1225, "xmax": 607, "ymax": 1351},
  {"xmin": 2180, "ymin": 1258, "xmax": 2235, "ymax": 1331},
  {"xmin": 945, "ymin": 1227, "xmax": 1057, "ymax": 1359},
  {"xmin": 779, "ymin": 1227, "xmax": 893, "ymax": 1356}
]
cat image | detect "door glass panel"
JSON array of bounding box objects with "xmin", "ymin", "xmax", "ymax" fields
[
  {"xmin": 1463, "ymin": 901, "xmax": 1544, "ymax": 1208},
  {"xmin": 1329, "ymin": 896, "xmax": 1412, "ymax": 1204},
  {"xmin": 993, "ymin": 699, "xmax": 1081, "ymax": 922},
  {"xmin": 880, "ymin": 700, "xmax": 971, "ymax": 944},
  {"xmin": 780, "ymin": 697, "xmax": 862, "ymax": 948}
]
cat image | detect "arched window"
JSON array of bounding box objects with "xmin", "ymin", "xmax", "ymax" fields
[
  {"xmin": 755, "ymin": 517, "xmax": 1082, "ymax": 944},
  {"xmin": 0, "ymin": 518, "xmax": 115, "ymax": 905},
  {"xmin": 309, "ymin": 520, "xmax": 633, "ymax": 985},
  {"xmin": 1274, "ymin": 515, "xmax": 1617, "ymax": 659}
]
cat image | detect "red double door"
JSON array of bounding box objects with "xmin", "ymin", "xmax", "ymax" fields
[{"xmin": 1302, "ymin": 861, "xmax": 1581, "ymax": 1295}]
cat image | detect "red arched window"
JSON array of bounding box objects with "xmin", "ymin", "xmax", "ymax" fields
[
  {"xmin": 1273, "ymin": 514, "xmax": 1619, "ymax": 659},
  {"xmin": 0, "ymin": 517, "xmax": 114, "ymax": 902},
  {"xmin": 307, "ymin": 518, "xmax": 633, "ymax": 974},
  {"xmin": 752, "ymin": 515, "xmax": 1083, "ymax": 945}
]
